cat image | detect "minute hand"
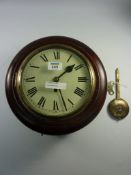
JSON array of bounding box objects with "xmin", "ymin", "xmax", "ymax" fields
[
  {"xmin": 54, "ymin": 64, "xmax": 75, "ymax": 82},
  {"xmin": 59, "ymin": 89, "xmax": 67, "ymax": 111}
]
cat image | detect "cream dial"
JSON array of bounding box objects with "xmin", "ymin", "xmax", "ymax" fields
[{"xmin": 17, "ymin": 45, "xmax": 95, "ymax": 117}]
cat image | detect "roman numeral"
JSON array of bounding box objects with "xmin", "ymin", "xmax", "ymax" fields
[
  {"xmin": 74, "ymin": 64, "xmax": 84, "ymax": 71},
  {"xmin": 74, "ymin": 87, "xmax": 84, "ymax": 97},
  {"xmin": 30, "ymin": 65, "xmax": 40, "ymax": 68},
  {"xmin": 38, "ymin": 96, "xmax": 46, "ymax": 107},
  {"xmin": 40, "ymin": 54, "xmax": 48, "ymax": 62},
  {"xmin": 53, "ymin": 100, "xmax": 59, "ymax": 111},
  {"xmin": 27, "ymin": 87, "xmax": 37, "ymax": 97},
  {"xmin": 67, "ymin": 55, "xmax": 72, "ymax": 62},
  {"xmin": 68, "ymin": 98, "xmax": 74, "ymax": 105},
  {"xmin": 78, "ymin": 77, "xmax": 88, "ymax": 82},
  {"xmin": 53, "ymin": 51, "xmax": 60, "ymax": 59},
  {"xmin": 25, "ymin": 76, "xmax": 36, "ymax": 82}
]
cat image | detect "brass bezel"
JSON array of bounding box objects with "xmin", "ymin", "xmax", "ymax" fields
[{"xmin": 16, "ymin": 44, "xmax": 96, "ymax": 118}]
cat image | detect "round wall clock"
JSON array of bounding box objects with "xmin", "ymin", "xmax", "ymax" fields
[{"xmin": 5, "ymin": 36, "xmax": 107, "ymax": 135}]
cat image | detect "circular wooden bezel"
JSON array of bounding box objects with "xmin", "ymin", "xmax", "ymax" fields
[{"xmin": 5, "ymin": 36, "xmax": 107, "ymax": 135}]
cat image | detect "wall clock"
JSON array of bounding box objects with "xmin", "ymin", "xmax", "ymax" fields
[{"xmin": 5, "ymin": 36, "xmax": 107, "ymax": 135}]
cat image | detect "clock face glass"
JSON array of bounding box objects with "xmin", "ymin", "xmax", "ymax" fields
[{"xmin": 17, "ymin": 45, "xmax": 96, "ymax": 117}]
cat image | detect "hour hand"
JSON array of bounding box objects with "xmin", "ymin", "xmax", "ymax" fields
[
  {"xmin": 53, "ymin": 64, "xmax": 75, "ymax": 82},
  {"xmin": 65, "ymin": 64, "xmax": 75, "ymax": 73},
  {"xmin": 53, "ymin": 64, "xmax": 75, "ymax": 92}
]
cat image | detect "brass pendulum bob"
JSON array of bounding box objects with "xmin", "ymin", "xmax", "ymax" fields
[{"xmin": 108, "ymin": 68, "xmax": 129, "ymax": 119}]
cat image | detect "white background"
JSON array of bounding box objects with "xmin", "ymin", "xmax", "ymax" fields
[{"xmin": 0, "ymin": 0, "xmax": 131, "ymax": 175}]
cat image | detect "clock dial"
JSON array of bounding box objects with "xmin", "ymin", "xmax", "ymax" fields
[{"xmin": 17, "ymin": 46, "xmax": 95, "ymax": 117}]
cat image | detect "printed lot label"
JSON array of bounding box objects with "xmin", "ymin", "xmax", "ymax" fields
[
  {"xmin": 45, "ymin": 82, "xmax": 67, "ymax": 90},
  {"xmin": 48, "ymin": 62, "xmax": 62, "ymax": 70}
]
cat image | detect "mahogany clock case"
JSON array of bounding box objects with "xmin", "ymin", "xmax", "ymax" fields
[{"xmin": 5, "ymin": 36, "xmax": 107, "ymax": 135}]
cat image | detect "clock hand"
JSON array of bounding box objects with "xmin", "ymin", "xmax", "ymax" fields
[
  {"xmin": 53, "ymin": 64, "xmax": 75, "ymax": 82},
  {"xmin": 53, "ymin": 64, "xmax": 75, "ymax": 92},
  {"xmin": 65, "ymin": 64, "xmax": 75, "ymax": 73},
  {"xmin": 59, "ymin": 89, "xmax": 67, "ymax": 111}
]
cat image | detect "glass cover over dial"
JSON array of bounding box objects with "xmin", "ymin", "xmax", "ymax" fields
[{"xmin": 17, "ymin": 45, "xmax": 96, "ymax": 117}]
